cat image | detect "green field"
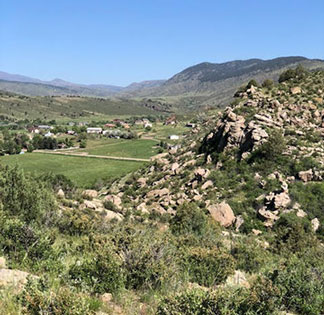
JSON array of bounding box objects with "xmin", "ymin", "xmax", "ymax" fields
[
  {"xmin": 0, "ymin": 153, "xmax": 144, "ymax": 187},
  {"xmin": 75, "ymin": 138, "xmax": 160, "ymax": 159}
]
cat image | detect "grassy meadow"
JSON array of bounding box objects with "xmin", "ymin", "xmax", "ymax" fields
[
  {"xmin": 0, "ymin": 153, "xmax": 145, "ymax": 187},
  {"xmin": 75, "ymin": 138, "xmax": 160, "ymax": 159}
]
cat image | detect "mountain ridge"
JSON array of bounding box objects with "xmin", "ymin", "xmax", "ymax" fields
[{"xmin": 1, "ymin": 57, "xmax": 324, "ymax": 108}]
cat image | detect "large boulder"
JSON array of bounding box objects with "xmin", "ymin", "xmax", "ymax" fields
[
  {"xmin": 0, "ymin": 269, "xmax": 37, "ymax": 293},
  {"xmin": 104, "ymin": 210, "xmax": 123, "ymax": 222},
  {"xmin": 201, "ymin": 180, "xmax": 213, "ymax": 190},
  {"xmin": 104, "ymin": 195, "xmax": 122, "ymax": 209},
  {"xmin": 311, "ymin": 218, "xmax": 320, "ymax": 232},
  {"xmin": 57, "ymin": 189, "xmax": 65, "ymax": 198},
  {"xmin": 207, "ymin": 202, "xmax": 235, "ymax": 227},
  {"xmin": 298, "ymin": 169, "xmax": 313, "ymax": 182},
  {"xmin": 147, "ymin": 188, "xmax": 169, "ymax": 198},
  {"xmin": 290, "ymin": 86, "xmax": 302, "ymax": 94}
]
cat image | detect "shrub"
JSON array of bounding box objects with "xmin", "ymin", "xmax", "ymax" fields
[
  {"xmin": 0, "ymin": 166, "xmax": 55, "ymax": 224},
  {"xmin": 120, "ymin": 229, "xmax": 178, "ymax": 290},
  {"xmin": 246, "ymin": 79, "xmax": 259, "ymax": 88},
  {"xmin": 18, "ymin": 278, "xmax": 100, "ymax": 314},
  {"xmin": 231, "ymin": 238, "xmax": 270, "ymax": 273},
  {"xmin": 170, "ymin": 203, "xmax": 208, "ymax": 236},
  {"xmin": 185, "ymin": 247, "xmax": 235, "ymax": 286},
  {"xmin": 272, "ymin": 213, "xmax": 315, "ymax": 253},
  {"xmin": 57, "ymin": 208, "xmax": 99, "ymax": 236},
  {"xmin": 269, "ymin": 257, "xmax": 324, "ymax": 314},
  {"xmin": 69, "ymin": 251, "xmax": 125, "ymax": 294},
  {"xmin": 0, "ymin": 214, "xmax": 55, "ymax": 268},
  {"xmin": 262, "ymin": 79, "xmax": 274, "ymax": 89}
]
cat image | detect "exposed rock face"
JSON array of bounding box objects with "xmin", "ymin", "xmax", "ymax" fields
[
  {"xmin": 104, "ymin": 210, "xmax": 123, "ymax": 222},
  {"xmin": 137, "ymin": 177, "xmax": 147, "ymax": 188},
  {"xmin": 207, "ymin": 202, "xmax": 235, "ymax": 227},
  {"xmin": 82, "ymin": 189, "xmax": 98, "ymax": 199},
  {"xmin": 200, "ymin": 108, "xmax": 269, "ymax": 159},
  {"xmin": 258, "ymin": 208, "xmax": 280, "ymax": 227},
  {"xmin": 194, "ymin": 168, "xmax": 210, "ymax": 181},
  {"xmin": 235, "ymin": 215, "xmax": 244, "ymax": 232}
]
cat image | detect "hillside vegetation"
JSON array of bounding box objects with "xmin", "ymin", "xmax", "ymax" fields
[
  {"xmin": 1, "ymin": 67, "xmax": 324, "ymax": 314},
  {"xmin": 0, "ymin": 92, "xmax": 173, "ymax": 120}
]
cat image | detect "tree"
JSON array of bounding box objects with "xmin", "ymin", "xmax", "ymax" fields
[
  {"xmin": 262, "ymin": 79, "xmax": 274, "ymax": 89},
  {"xmin": 246, "ymin": 79, "xmax": 259, "ymax": 88}
]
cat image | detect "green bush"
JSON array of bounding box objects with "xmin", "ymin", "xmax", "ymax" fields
[
  {"xmin": 185, "ymin": 247, "xmax": 235, "ymax": 286},
  {"xmin": 0, "ymin": 214, "xmax": 55, "ymax": 268},
  {"xmin": 231, "ymin": 238, "xmax": 270, "ymax": 273},
  {"xmin": 69, "ymin": 252, "xmax": 125, "ymax": 294},
  {"xmin": 18, "ymin": 278, "xmax": 100, "ymax": 314},
  {"xmin": 272, "ymin": 213, "xmax": 315, "ymax": 253},
  {"xmin": 0, "ymin": 166, "xmax": 55, "ymax": 224},
  {"xmin": 170, "ymin": 203, "xmax": 208, "ymax": 236},
  {"xmin": 269, "ymin": 257, "xmax": 324, "ymax": 314},
  {"xmin": 120, "ymin": 229, "xmax": 178, "ymax": 290}
]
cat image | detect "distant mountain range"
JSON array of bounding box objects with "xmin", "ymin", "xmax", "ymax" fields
[
  {"xmin": 1, "ymin": 56, "xmax": 324, "ymax": 108},
  {"xmin": 0, "ymin": 71, "xmax": 165, "ymax": 97}
]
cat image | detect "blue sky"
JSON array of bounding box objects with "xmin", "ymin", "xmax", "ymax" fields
[{"xmin": 1, "ymin": 0, "xmax": 323, "ymax": 86}]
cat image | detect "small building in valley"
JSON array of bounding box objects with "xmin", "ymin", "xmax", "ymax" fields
[
  {"xmin": 87, "ymin": 127, "xmax": 102, "ymax": 134},
  {"xmin": 169, "ymin": 134, "xmax": 180, "ymax": 140}
]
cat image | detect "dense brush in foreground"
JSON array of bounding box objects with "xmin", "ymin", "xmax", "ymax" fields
[{"xmin": 1, "ymin": 67, "xmax": 324, "ymax": 314}]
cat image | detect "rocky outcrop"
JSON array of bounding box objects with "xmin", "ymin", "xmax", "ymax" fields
[{"xmin": 200, "ymin": 108, "xmax": 269, "ymax": 159}]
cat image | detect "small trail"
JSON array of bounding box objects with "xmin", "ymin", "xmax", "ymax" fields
[{"xmin": 33, "ymin": 150, "xmax": 151, "ymax": 162}]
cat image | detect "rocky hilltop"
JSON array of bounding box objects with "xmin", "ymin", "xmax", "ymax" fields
[{"xmin": 102, "ymin": 67, "xmax": 324, "ymax": 233}]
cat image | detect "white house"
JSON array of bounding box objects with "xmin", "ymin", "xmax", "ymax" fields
[
  {"xmin": 169, "ymin": 135, "xmax": 180, "ymax": 140},
  {"xmin": 144, "ymin": 122, "xmax": 153, "ymax": 128},
  {"xmin": 44, "ymin": 131, "xmax": 54, "ymax": 137},
  {"xmin": 87, "ymin": 127, "xmax": 102, "ymax": 134},
  {"xmin": 38, "ymin": 125, "xmax": 53, "ymax": 130}
]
